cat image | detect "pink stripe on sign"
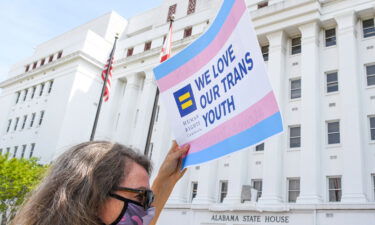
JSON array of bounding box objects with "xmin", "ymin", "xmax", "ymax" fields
[
  {"xmin": 187, "ymin": 92, "xmax": 279, "ymax": 154},
  {"xmin": 157, "ymin": 0, "xmax": 246, "ymax": 93}
]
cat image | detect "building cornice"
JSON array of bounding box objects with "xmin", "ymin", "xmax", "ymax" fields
[{"xmin": 0, "ymin": 51, "xmax": 105, "ymax": 88}]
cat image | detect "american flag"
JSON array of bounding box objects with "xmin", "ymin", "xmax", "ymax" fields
[
  {"xmin": 101, "ymin": 58, "xmax": 113, "ymax": 102},
  {"xmin": 101, "ymin": 39, "xmax": 117, "ymax": 102},
  {"xmin": 160, "ymin": 19, "xmax": 173, "ymax": 62}
]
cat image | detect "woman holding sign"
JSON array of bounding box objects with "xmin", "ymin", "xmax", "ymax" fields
[{"xmin": 11, "ymin": 141, "xmax": 189, "ymax": 225}]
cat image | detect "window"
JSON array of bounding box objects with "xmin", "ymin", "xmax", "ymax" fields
[
  {"xmin": 25, "ymin": 65, "xmax": 30, "ymax": 72},
  {"xmin": 326, "ymin": 72, "xmax": 338, "ymax": 93},
  {"xmin": 48, "ymin": 54, "xmax": 54, "ymax": 63},
  {"xmin": 363, "ymin": 18, "xmax": 375, "ymax": 38},
  {"xmin": 325, "ymin": 28, "xmax": 336, "ymax": 47},
  {"xmin": 184, "ymin": 27, "xmax": 192, "ymax": 38},
  {"xmin": 167, "ymin": 4, "xmax": 177, "ymax": 22},
  {"xmin": 29, "ymin": 143, "xmax": 35, "ymax": 158},
  {"xmin": 191, "ymin": 182, "xmax": 198, "ymax": 202},
  {"xmin": 14, "ymin": 117, "xmax": 19, "ymax": 131},
  {"xmin": 39, "ymin": 111, "xmax": 45, "ymax": 126},
  {"xmin": 0, "ymin": 149, "xmax": 2, "ymax": 155},
  {"xmin": 31, "ymin": 86, "xmax": 36, "ymax": 99},
  {"xmin": 328, "ymin": 177, "xmax": 342, "ymax": 202},
  {"xmin": 372, "ymin": 174, "xmax": 375, "ymax": 200},
  {"xmin": 30, "ymin": 113, "xmax": 36, "ymax": 128},
  {"xmin": 21, "ymin": 115, "xmax": 27, "ymax": 130},
  {"xmin": 257, "ymin": 1, "xmax": 268, "ymax": 9},
  {"xmin": 327, "ymin": 121, "xmax": 340, "ymax": 144},
  {"xmin": 252, "ymin": 179, "xmax": 262, "ymax": 201},
  {"xmin": 13, "ymin": 146, "xmax": 18, "ymax": 158},
  {"xmin": 187, "ymin": 0, "xmax": 196, "ymax": 15},
  {"xmin": 289, "ymin": 126, "xmax": 301, "ymax": 148},
  {"xmin": 39, "ymin": 83, "xmax": 45, "ymax": 96},
  {"xmin": 6, "ymin": 148, "xmax": 10, "ymax": 155},
  {"xmin": 291, "ymin": 37, "xmax": 301, "ymax": 55},
  {"xmin": 126, "ymin": 48, "xmax": 134, "ymax": 57},
  {"xmin": 48, "ymin": 80, "xmax": 54, "ymax": 94},
  {"xmin": 32, "ymin": 61, "xmax": 37, "ymax": 69},
  {"xmin": 366, "ymin": 65, "xmax": 375, "ymax": 86},
  {"xmin": 57, "ymin": 51, "xmax": 63, "ymax": 59},
  {"xmin": 6, "ymin": 119, "xmax": 12, "ymax": 133},
  {"xmin": 255, "ymin": 143, "xmax": 264, "ymax": 151},
  {"xmin": 288, "ymin": 178, "xmax": 300, "ymax": 203},
  {"xmin": 369, "ymin": 116, "xmax": 375, "ymax": 141},
  {"xmin": 290, "ymin": 79, "xmax": 301, "ymax": 99},
  {"xmin": 261, "ymin": 45, "xmax": 269, "ymax": 61},
  {"xmin": 219, "ymin": 181, "xmax": 228, "ymax": 203},
  {"xmin": 144, "ymin": 41, "xmax": 152, "ymax": 51},
  {"xmin": 15, "ymin": 92, "xmax": 20, "ymax": 104},
  {"xmin": 23, "ymin": 89, "xmax": 28, "ymax": 101},
  {"xmin": 40, "ymin": 58, "xmax": 46, "ymax": 66},
  {"xmin": 21, "ymin": 145, "xmax": 26, "ymax": 158}
]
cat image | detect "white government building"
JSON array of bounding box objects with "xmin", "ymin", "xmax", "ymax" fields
[{"xmin": 0, "ymin": 0, "xmax": 375, "ymax": 224}]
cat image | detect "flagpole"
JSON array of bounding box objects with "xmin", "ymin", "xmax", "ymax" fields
[
  {"xmin": 90, "ymin": 35, "xmax": 119, "ymax": 141},
  {"xmin": 144, "ymin": 17, "xmax": 174, "ymax": 155}
]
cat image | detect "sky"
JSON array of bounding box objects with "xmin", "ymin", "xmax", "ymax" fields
[{"xmin": 0, "ymin": 0, "xmax": 164, "ymax": 83}]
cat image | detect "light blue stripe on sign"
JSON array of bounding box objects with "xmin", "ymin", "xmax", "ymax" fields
[
  {"xmin": 182, "ymin": 112, "xmax": 283, "ymax": 168},
  {"xmin": 153, "ymin": 0, "xmax": 235, "ymax": 80}
]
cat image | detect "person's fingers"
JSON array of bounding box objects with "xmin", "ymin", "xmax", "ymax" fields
[
  {"xmin": 179, "ymin": 168, "xmax": 187, "ymax": 178},
  {"xmin": 169, "ymin": 140, "xmax": 178, "ymax": 154}
]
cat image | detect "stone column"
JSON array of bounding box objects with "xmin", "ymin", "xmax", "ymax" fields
[
  {"xmin": 223, "ymin": 150, "xmax": 249, "ymax": 204},
  {"xmin": 297, "ymin": 22, "xmax": 323, "ymax": 203},
  {"xmin": 115, "ymin": 73, "xmax": 141, "ymax": 146},
  {"xmin": 192, "ymin": 161, "xmax": 218, "ymax": 204},
  {"xmin": 133, "ymin": 70, "xmax": 158, "ymax": 151},
  {"xmin": 258, "ymin": 30, "xmax": 286, "ymax": 205},
  {"xmin": 336, "ymin": 11, "xmax": 367, "ymax": 203}
]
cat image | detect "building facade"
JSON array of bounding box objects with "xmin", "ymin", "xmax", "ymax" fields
[{"xmin": 1, "ymin": 0, "xmax": 375, "ymax": 224}]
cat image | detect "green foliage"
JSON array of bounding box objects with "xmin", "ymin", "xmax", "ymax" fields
[{"xmin": 0, "ymin": 154, "xmax": 48, "ymax": 222}]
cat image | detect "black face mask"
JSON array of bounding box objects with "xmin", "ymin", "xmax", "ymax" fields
[{"xmin": 108, "ymin": 193, "xmax": 155, "ymax": 225}]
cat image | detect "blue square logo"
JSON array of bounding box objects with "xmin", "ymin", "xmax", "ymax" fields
[{"xmin": 173, "ymin": 84, "xmax": 197, "ymax": 117}]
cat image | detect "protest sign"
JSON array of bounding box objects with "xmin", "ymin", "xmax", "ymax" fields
[{"xmin": 153, "ymin": 0, "xmax": 283, "ymax": 168}]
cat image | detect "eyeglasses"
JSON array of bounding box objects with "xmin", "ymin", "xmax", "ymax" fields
[{"xmin": 113, "ymin": 186, "xmax": 154, "ymax": 210}]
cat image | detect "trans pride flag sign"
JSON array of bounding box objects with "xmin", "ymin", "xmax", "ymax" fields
[{"xmin": 153, "ymin": 0, "xmax": 283, "ymax": 168}]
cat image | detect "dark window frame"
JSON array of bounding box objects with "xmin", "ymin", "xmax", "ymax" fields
[
  {"xmin": 39, "ymin": 111, "xmax": 45, "ymax": 126},
  {"xmin": 290, "ymin": 78, "xmax": 301, "ymax": 99},
  {"xmin": 144, "ymin": 41, "xmax": 152, "ymax": 51},
  {"xmin": 328, "ymin": 177, "xmax": 342, "ymax": 202},
  {"xmin": 255, "ymin": 143, "xmax": 264, "ymax": 151},
  {"xmin": 187, "ymin": 0, "xmax": 196, "ymax": 15},
  {"xmin": 369, "ymin": 116, "xmax": 375, "ymax": 141},
  {"xmin": 167, "ymin": 4, "xmax": 177, "ymax": 22},
  {"xmin": 252, "ymin": 179, "xmax": 263, "ymax": 201},
  {"xmin": 288, "ymin": 178, "xmax": 300, "ymax": 203},
  {"xmin": 327, "ymin": 121, "xmax": 340, "ymax": 145},
  {"xmin": 326, "ymin": 71, "xmax": 339, "ymax": 93},
  {"xmin": 363, "ymin": 18, "xmax": 375, "ymax": 38},
  {"xmin": 257, "ymin": 1, "xmax": 268, "ymax": 9},
  {"xmin": 366, "ymin": 64, "xmax": 375, "ymax": 86},
  {"xmin": 40, "ymin": 58, "xmax": 46, "ymax": 66},
  {"xmin": 29, "ymin": 143, "xmax": 35, "ymax": 158},
  {"xmin": 191, "ymin": 181, "xmax": 198, "ymax": 202},
  {"xmin": 6, "ymin": 119, "xmax": 12, "ymax": 133},
  {"xmin": 57, "ymin": 51, "xmax": 63, "ymax": 59},
  {"xmin": 289, "ymin": 126, "xmax": 301, "ymax": 148},
  {"xmin": 261, "ymin": 45, "xmax": 269, "ymax": 61},
  {"xmin": 184, "ymin": 27, "xmax": 193, "ymax": 38},
  {"xmin": 25, "ymin": 65, "xmax": 30, "ymax": 72},
  {"xmin": 291, "ymin": 37, "xmax": 301, "ymax": 55},
  {"xmin": 48, "ymin": 54, "xmax": 54, "ymax": 63},
  {"xmin": 219, "ymin": 180, "xmax": 228, "ymax": 203},
  {"xmin": 325, "ymin": 28, "xmax": 337, "ymax": 47},
  {"xmin": 127, "ymin": 48, "xmax": 134, "ymax": 57}
]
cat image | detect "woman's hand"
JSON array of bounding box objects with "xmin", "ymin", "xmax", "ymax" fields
[
  {"xmin": 157, "ymin": 141, "xmax": 189, "ymax": 184},
  {"xmin": 150, "ymin": 141, "xmax": 189, "ymax": 225}
]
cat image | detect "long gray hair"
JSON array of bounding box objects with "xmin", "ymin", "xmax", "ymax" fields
[{"xmin": 11, "ymin": 141, "xmax": 151, "ymax": 225}]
